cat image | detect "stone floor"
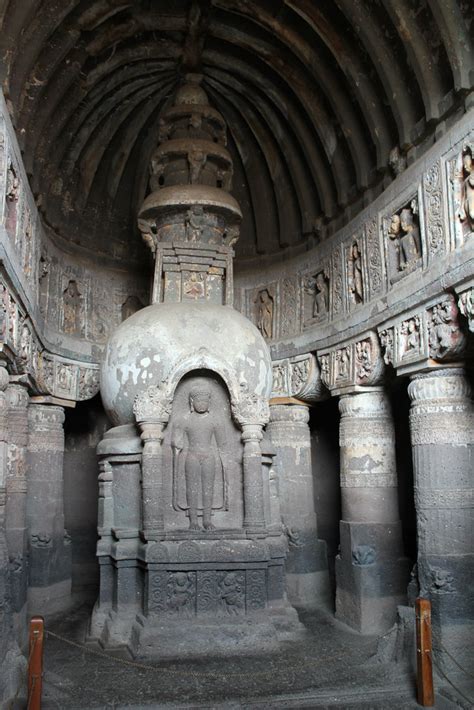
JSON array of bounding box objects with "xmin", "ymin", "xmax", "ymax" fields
[{"xmin": 8, "ymin": 603, "xmax": 474, "ymax": 709}]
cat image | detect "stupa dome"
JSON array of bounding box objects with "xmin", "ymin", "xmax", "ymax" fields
[{"xmin": 100, "ymin": 302, "xmax": 272, "ymax": 426}]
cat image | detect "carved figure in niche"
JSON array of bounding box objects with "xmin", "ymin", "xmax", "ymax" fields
[
  {"xmin": 185, "ymin": 205, "xmax": 205, "ymax": 242},
  {"xmin": 335, "ymin": 348, "xmax": 350, "ymax": 380},
  {"xmin": 188, "ymin": 148, "xmax": 207, "ymax": 184},
  {"xmin": 255, "ymin": 289, "xmax": 273, "ymax": 339},
  {"xmin": 304, "ymin": 271, "xmax": 329, "ymax": 320},
  {"xmin": 348, "ymin": 242, "xmax": 363, "ymax": 305},
  {"xmin": 389, "ymin": 206, "xmax": 421, "ymax": 275},
  {"xmin": 388, "ymin": 146, "xmax": 407, "ymax": 176},
  {"xmin": 379, "ymin": 328, "xmax": 394, "ymax": 365},
  {"xmin": 167, "ymin": 572, "xmax": 194, "ymax": 616},
  {"xmin": 19, "ymin": 322, "xmax": 31, "ymax": 364},
  {"xmin": 428, "ymin": 300, "xmax": 457, "ymax": 358},
  {"xmin": 355, "ymin": 340, "xmax": 372, "ymax": 380},
  {"xmin": 219, "ymin": 572, "xmax": 245, "ymax": 615},
  {"xmin": 121, "ymin": 295, "xmax": 144, "ymax": 322},
  {"xmin": 183, "ymin": 272, "xmax": 205, "ymax": 300},
  {"xmin": 459, "ymin": 145, "xmax": 474, "ymax": 233},
  {"xmin": 172, "ymin": 386, "xmax": 226, "ymax": 531},
  {"xmin": 401, "ymin": 317, "xmax": 421, "ymax": 357},
  {"xmin": 5, "ymin": 162, "xmax": 20, "ymax": 236},
  {"xmin": 216, "ymin": 167, "xmax": 232, "ymax": 191},
  {"xmin": 272, "ymin": 364, "xmax": 285, "ymax": 394},
  {"xmin": 291, "ymin": 359, "xmax": 309, "ymax": 392},
  {"xmin": 62, "ymin": 280, "xmax": 82, "ymax": 335}
]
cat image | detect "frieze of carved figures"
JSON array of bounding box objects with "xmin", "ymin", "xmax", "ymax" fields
[
  {"xmin": 61, "ymin": 278, "xmax": 85, "ymax": 337},
  {"xmin": 303, "ymin": 267, "xmax": 330, "ymax": 326},
  {"xmin": 133, "ymin": 385, "xmax": 172, "ymax": 424},
  {"xmin": 377, "ymin": 293, "xmax": 466, "ymax": 374},
  {"xmin": 385, "ymin": 197, "xmax": 422, "ymax": 283},
  {"xmin": 331, "ymin": 245, "xmax": 344, "ymax": 316},
  {"xmin": 317, "ymin": 331, "xmax": 384, "ymax": 393}
]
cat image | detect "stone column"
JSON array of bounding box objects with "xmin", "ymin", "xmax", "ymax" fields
[
  {"xmin": 408, "ymin": 368, "xmax": 473, "ymax": 639},
  {"xmin": 26, "ymin": 403, "xmax": 72, "ymax": 615},
  {"xmin": 336, "ymin": 389, "xmax": 410, "ymax": 634},
  {"xmin": 267, "ymin": 403, "xmax": 330, "ymax": 609},
  {"xmin": 242, "ymin": 424, "xmax": 266, "ymax": 529},
  {"xmin": 0, "ymin": 364, "xmax": 23, "ymax": 702},
  {"xmin": 5, "ymin": 382, "xmax": 29, "ymax": 639}
]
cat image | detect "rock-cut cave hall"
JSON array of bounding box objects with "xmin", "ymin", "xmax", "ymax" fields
[{"xmin": 0, "ymin": 1, "xmax": 473, "ymax": 707}]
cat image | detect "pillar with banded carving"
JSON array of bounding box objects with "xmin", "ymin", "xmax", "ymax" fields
[
  {"xmin": 408, "ymin": 368, "xmax": 473, "ymax": 638},
  {"xmin": 267, "ymin": 403, "xmax": 330, "ymax": 609},
  {"xmin": 5, "ymin": 381, "xmax": 29, "ymax": 639},
  {"xmin": 336, "ymin": 389, "xmax": 410, "ymax": 633},
  {"xmin": 26, "ymin": 402, "xmax": 72, "ymax": 615}
]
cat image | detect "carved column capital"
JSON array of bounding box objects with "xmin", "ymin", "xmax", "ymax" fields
[
  {"xmin": 241, "ymin": 423, "xmax": 264, "ymax": 443},
  {"xmin": 338, "ymin": 388, "xmax": 390, "ymax": 419},
  {"xmin": 271, "ymin": 354, "xmax": 325, "ymax": 402},
  {"xmin": 133, "ymin": 386, "xmax": 171, "ymax": 425},
  {"xmin": 408, "ymin": 367, "xmax": 471, "ymax": 403},
  {"xmin": 231, "ymin": 394, "xmax": 269, "ymax": 427}
]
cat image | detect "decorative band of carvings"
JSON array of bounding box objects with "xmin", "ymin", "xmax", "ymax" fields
[
  {"xmin": 28, "ymin": 435, "xmax": 64, "ymax": 452},
  {"xmin": 340, "ymin": 419, "xmax": 394, "ymax": 445},
  {"xmin": 408, "ymin": 368, "xmax": 470, "ymax": 402},
  {"xmin": 415, "ymin": 487, "xmax": 474, "ymax": 509},
  {"xmin": 271, "ymin": 354, "xmax": 324, "ymax": 402},
  {"xmin": 340, "ymin": 472, "xmax": 398, "ymax": 488},
  {"xmin": 268, "ymin": 436, "xmax": 310, "ymax": 449},
  {"xmin": 409, "ymin": 412, "xmax": 472, "ymax": 445}
]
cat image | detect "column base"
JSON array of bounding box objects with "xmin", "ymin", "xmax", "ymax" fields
[
  {"xmin": 335, "ymin": 521, "xmax": 411, "ymax": 634},
  {"xmin": 285, "ymin": 538, "xmax": 331, "ymax": 610},
  {"xmin": 28, "ymin": 577, "xmax": 73, "ymax": 617}
]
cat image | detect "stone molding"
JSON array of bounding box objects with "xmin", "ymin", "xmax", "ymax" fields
[{"xmin": 269, "ymin": 403, "xmax": 309, "ymax": 425}]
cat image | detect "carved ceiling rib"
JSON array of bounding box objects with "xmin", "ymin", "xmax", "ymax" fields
[{"xmin": 0, "ymin": 0, "xmax": 470, "ymax": 267}]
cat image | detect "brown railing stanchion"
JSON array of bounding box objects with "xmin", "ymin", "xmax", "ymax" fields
[
  {"xmin": 416, "ymin": 598, "xmax": 434, "ymax": 707},
  {"xmin": 28, "ymin": 616, "xmax": 44, "ymax": 710}
]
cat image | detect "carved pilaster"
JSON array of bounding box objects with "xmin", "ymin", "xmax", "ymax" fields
[
  {"xmin": 336, "ymin": 388, "xmax": 409, "ymax": 634},
  {"xmin": 241, "ymin": 424, "xmax": 265, "ymax": 529},
  {"xmin": 133, "ymin": 387, "xmax": 171, "ymax": 539},
  {"xmin": 408, "ymin": 368, "xmax": 473, "ymax": 629},
  {"xmin": 267, "ymin": 403, "xmax": 330, "ymax": 609},
  {"xmin": 26, "ymin": 402, "xmax": 71, "ymax": 615},
  {"xmin": 97, "ymin": 461, "xmax": 113, "ymax": 537}
]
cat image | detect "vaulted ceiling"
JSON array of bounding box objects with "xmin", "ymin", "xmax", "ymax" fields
[{"xmin": 0, "ymin": 0, "xmax": 472, "ymax": 267}]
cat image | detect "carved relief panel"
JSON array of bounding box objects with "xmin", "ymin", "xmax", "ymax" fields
[
  {"xmin": 383, "ymin": 195, "xmax": 423, "ymax": 284},
  {"xmin": 246, "ymin": 283, "xmax": 278, "ymax": 340},
  {"xmin": 345, "ymin": 236, "xmax": 366, "ymax": 309},
  {"xmin": 302, "ymin": 265, "xmax": 330, "ymax": 327},
  {"xmin": 448, "ymin": 141, "xmax": 474, "ymax": 249},
  {"xmin": 318, "ymin": 331, "xmax": 384, "ymax": 393}
]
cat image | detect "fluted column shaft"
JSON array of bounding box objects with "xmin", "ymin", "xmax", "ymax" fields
[
  {"xmin": 267, "ymin": 404, "xmax": 330, "ymax": 609},
  {"xmin": 336, "ymin": 389, "xmax": 409, "ymax": 633},
  {"xmin": 26, "ymin": 403, "xmax": 72, "ymax": 615},
  {"xmin": 408, "ymin": 368, "xmax": 473, "ymax": 629}
]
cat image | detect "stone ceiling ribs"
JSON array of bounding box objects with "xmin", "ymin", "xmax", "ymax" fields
[{"xmin": 0, "ymin": 0, "xmax": 471, "ymax": 266}]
